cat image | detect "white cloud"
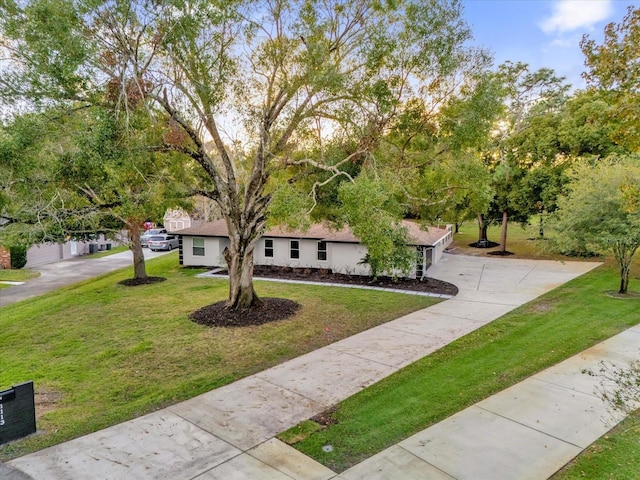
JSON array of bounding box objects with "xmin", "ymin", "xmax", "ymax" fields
[
  {"xmin": 546, "ymin": 35, "xmax": 581, "ymax": 48},
  {"xmin": 539, "ymin": 0, "xmax": 612, "ymax": 34}
]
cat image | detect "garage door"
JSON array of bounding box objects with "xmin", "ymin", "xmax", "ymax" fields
[{"xmin": 26, "ymin": 243, "xmax": 63, "ymax": 267}]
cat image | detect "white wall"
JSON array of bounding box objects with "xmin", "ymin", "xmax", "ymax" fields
[
  {"xmin": 431, "ymin": 225, "xmax": 453, "ymax": 265},
  {"xmin": 252, "ymin": 237, "xmax": 370, "ymax": 274},
  {"xmin": 181, "ymin": 236, "xmax": 229, "ymax": 267},
  {"xmin": 329, "ymin": 242, "xmax": 370, "ymax": 275},
  {"xmin": 180, "ymin": 225, "xmax": 453, "ymax": 276},
  {"xmin": 26, "ymin": 243, "xmax": 65, "ymax": 267}
]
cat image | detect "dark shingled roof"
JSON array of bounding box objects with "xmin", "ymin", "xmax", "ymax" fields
[{"xmin": 174, "ymin": 219, "xmax": 448, "ymax": 247}]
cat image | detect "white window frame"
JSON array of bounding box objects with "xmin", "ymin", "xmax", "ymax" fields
[{"xmin": 192, "ymin": 237, "xmax": 205, "ymax": 256}]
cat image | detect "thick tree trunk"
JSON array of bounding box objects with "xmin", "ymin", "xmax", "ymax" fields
[
  {"xmin": 619, "ymin": 267, "xmax": 629, "ymax": 294},
  {"xmin": 128, "ymin": 224, "xmax": 147, "ymax": 280},
  {"xmin": 619, "ymin": 260, "xmax": 630, "ymax": 294},
  {"xmin": 613, "ymin": 242, "xmax": 638, "ymax": 294},
  {"xmin": 500, "ymin": 210, "xmax": 508, "ymax": 253},
  {"xmin": 477, "ymin": 214, "xmax": 488, "ymax": 243},
  {"xmin": 223, "ymin": 223, "xmax": 262, "ymax": 309}
]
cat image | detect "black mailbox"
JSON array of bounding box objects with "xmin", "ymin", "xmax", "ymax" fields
[{"xmin": 0, "ymin": 382, "xmax": 36, "ymax": 445}]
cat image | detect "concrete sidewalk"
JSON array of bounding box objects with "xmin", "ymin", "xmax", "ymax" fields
[
  {"xmin": 6, "ymin": 254, "xmax": 619, "ymax": 479},
  {"xmin": 338, "ymin": 325, "xmax": 640, "ymax": 480}
]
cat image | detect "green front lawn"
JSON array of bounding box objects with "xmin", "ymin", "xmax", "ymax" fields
[
  {"xmin": 451, "ymin": 219, "xmax": 581, "ymax": 260},
  {"xmin": 284, "ymin": 265, "xmax": 640, "ymax": 472},
  {"xmin": 0, "ymin": 252, "xmax": 438, "ymax": 459}
]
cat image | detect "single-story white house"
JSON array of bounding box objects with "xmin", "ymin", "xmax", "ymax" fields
[{"xmin": 174, "ymin": 219, "xmax": 453, "ymax": 279}]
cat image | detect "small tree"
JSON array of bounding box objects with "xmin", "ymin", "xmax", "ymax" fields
[
  {"xmin": 585, "ymin": 361, "xmax": 640, "ymax": 418},
  {"xmin": 553, "ymin": 156, "xmax": 640, "ymax": 294}
]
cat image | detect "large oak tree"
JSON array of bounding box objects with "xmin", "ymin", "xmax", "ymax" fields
[
  {"xmin": 0, "ymin": 0, "xmax": 493, "ymax": 308},
  {"xmin": 0, "ymin": 107, "xmax": 191, "ymax": 280},
  {"xmin": 479, "ymin": 62, "xmax": 570, "ymax": 252}
]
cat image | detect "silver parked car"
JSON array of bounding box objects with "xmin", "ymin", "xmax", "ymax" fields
[
  {"xmin": 148, "ymin": 234, "xmax": 179, "ymax": 251},
  {"xmin": 140, "ymin": 228, "xmax": 167, "ymax": 248}
]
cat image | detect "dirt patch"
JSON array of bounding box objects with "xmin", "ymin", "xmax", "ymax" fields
[
  {"xmin": 118, "ymin": 276, "xmax": 166, "ymax": 287},
  {"xmin": 487, "ymin": 250, "xmax": 514, "ymax": 256},
  {"xmin": 605, "ymin": 290, "xmax": 640, "ymax": 299},
  {"xmin": 311, "ymin": 405, "xmax": 339, "ymax": 427},
  {"xmin": 35, "ymin": 389, "xmax": 63, "ymax": 420},
  {"xmin": 526, "ymin": 300, "xmax": 556, "ymax": 313},
  {"xmin": 190, "ymin": 298, "xmax": 301, "ymax": 327}
]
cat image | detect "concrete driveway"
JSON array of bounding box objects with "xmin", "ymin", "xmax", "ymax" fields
[{"xmin": 8, "ymin": 253, "xmax": 632, "ymax": 480}]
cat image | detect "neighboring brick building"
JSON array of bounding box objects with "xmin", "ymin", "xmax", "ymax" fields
[{"xmin": 0, "ymin": 245, "xmax": 10, "ymax": 269}]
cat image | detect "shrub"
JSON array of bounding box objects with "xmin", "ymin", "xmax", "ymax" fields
[{"xmin": 10, "ymin": 245, "xmax": 28, "ymax": 269}]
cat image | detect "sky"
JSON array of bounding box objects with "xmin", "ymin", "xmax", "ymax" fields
[{"xmin": 461, "ymin": 0, "xmax": 640, "ymax": 90}]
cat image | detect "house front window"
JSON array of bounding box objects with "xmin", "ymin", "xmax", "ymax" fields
[
  {"xmin": 265, "ymin": 238, "xmax": 274, "ymax": 258},
  {"xmin": 192, "ymin": 237, "xmax": 205, "ymax": 256},
  {"xmin": 290, "ymin": 240, "xmax": 300, "ymax": 259},
  {"xmin": 317, "ymin": 241, "xmax": 327, "ymax": 261}
]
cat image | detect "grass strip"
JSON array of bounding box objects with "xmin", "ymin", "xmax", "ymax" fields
[
  {"xmin": 0, "ymin": 252, "xmax": 437, "ymax": 460},
  {"xmin": 284, "ymin": 265, "xmax": 640, "ymax": 472},
  {"xmin": 0, "ymin": 269, "xmax": 40, "ymax": 282}
]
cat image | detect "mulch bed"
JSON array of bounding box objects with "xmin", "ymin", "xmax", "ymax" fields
[
  {"xmin": 190, "ymin": 266, "xmax": 458, "ymax": 328},
  {"xmin": 119, "ymin": 276, "xmax": 166, "ymax": 286},
  {"xmin": 252, "ymin": 265, "xmax": 459, "ymax": 296},
  {"xmin": 469, "ymin": 240, "xmax": 500, "ymax": 248},
  {"xmin": 190, "ymin": 298, "xmax": 301, "ymax": 327},
  {"xmin": 487, "ymin": 250, "xmax": 514, "ymax": 256}
]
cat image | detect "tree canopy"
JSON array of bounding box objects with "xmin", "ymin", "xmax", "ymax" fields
[
  {"xmin": 0, "ymin": 106, "xmax": 193, "ymax": 278},
  {"xmin": 474, "ymin": 62, "xmax": 570, "ymax": 250},
  {"xmin": 553, "ymin": 156, "xmax": 640, "ymax": 294},
  {"xmin": 0, "ymin": 0, "xmax": 501, "ymax": 308},
  {"xmin": 581, "ymin": 5, "xmax": 640, "ymax": 150}
]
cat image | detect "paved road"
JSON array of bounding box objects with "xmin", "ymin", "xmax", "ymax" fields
[
  {"xmin": 7, "ymin": 254, "xmax": 629, "ymax": 480},
  {"xmin": 0, "ymin": 249, "xmax": 170, "ymax": 307}
]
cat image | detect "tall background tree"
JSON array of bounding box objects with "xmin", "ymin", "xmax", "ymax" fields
[
  {"xmin": 0, "ymin": 0, "xmax": 499, "ymax": 308},
  {"xmin": 581, "ymin": 5, "xmax": 640, "ymax": 151},
  {"xmin": 475, "ymin": 62, "xmax": 570, "ymax": 252}
]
